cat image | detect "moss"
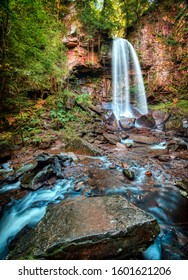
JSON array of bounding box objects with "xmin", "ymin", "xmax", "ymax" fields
[
  {"xmin": 149, "ymin": 101, "xmax": 173, "ymax": 112},
  {"xmin": 150, "ymin": 100, "xmax": 188, "ymax": 119},
  {"xmin": 0, "ymin": 131, "xmax": 14, "ymax": 143}
]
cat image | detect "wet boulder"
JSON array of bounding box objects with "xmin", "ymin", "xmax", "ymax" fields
[
  {"xmin": 65, "ymin": 138, "xmax": 102, "ymax": 156},
  {"xmin": 103, "ymin": 133, "xmax": 120, "ymax": 145},
  {"xmin": 123, "ymin": 169, "xmax": 135, "ymax": 180},
  {"xmin": 135, "ymin": 115, "xmax": 155, "ymax": 128},
  {"xmin": 8, "ymin": 195, "xmax": 160, "ymax": 260},
  {"xmin": 52, "ymin": 157, "xmax": 63, "ymax": 179},
  {"xmin": 167, "ymin": 139, "xmax": 187, "ymax": 151},
  {"xmin": 19, "ymin": 154, "xmax": 69, "ymax": 190},
  {"xmin": 14, "ymin": 162, "xmax": 38, "ymax": 179},
  {"xmin": 175, "ymin": 180, "xmax": 188, "ymax": 199},
  {"xmin": 152, "ymin": 111, "xmax": 171, "ymax": 131},
  {"xmin": 119, "ymin": 117, "xmax": 135, "ymax": 131},
  {"xmin": 34, "ymin": 153, "xmax": 53, "ymax": 166},
  {"xmin": 103, "ymin": 111, "xmax": 116, "ymax": 125},
  {"xmin": 21, "ymin": 164, "xmax": 54, "ymax": 190},
  {"xmin": 128, "ymin": 134, "xmax": 160, "ymax": 145}
]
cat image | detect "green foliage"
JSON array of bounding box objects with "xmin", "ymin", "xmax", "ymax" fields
[
  {"xmin": 78, "ymin": 0, "xmax": 153, "ymax": 37},
  {"xmin": 0, "ymin": 0, "xmax": 68, "ymax": 112},
  {"xmin": 46, "ymin": 91, "xmax": 92, "ymax": 130},
  {"xmin": 75, "ymin": 93, "xmax": 92, "ymax": 106},
  {"xmin": 150, "ymin": 100, "xmax": 188, "ymax": 116}
]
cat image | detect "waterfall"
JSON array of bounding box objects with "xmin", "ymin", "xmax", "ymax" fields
[
  {"xmin": 112, "ymin": 38, "xmax": 148, "ymax": 120},
  {"xmin": 95, "ymin": 0, "xmax": 104, "ymax": 11}
]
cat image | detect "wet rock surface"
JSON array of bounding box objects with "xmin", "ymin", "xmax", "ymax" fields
[
  {"xmin": 0, "ymin": 107, "xmax": 188, "ymax": 260},
  {"xmin": 65, "ymin": 138, "xmax": 102, "ymax": 156},
  {"xmin": 8, "ymin": 195, "xmax": 159, "ymax": 260}
]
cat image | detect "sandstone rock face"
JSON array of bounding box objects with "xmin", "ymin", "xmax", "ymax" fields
[
  {"xmin": 8, "ymin": 195, "xmax": 159, "ymax": 260},
  {"xmin": 129, "ymin": 1, "xmax": 188, "ymax": 100}
]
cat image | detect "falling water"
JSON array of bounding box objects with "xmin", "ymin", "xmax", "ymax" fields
[
  {"xmin": 95, "ymin": 0, "xmax": 104, "ymax": 11},
  {"xmin": 112, "ymin": 38, "xmax": 148, "ymax": 120}
]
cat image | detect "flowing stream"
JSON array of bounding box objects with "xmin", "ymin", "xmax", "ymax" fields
[
  {"xmin": 0, "ymin": 179, "xmax": 80, "ymax": 259},
  {"xmin": 106, "ymin": 152, "xmax": 188, "ymax": 259},
  {"xmin": 0, "ymin": 155, "xmax": 187, "ymax": 260}
]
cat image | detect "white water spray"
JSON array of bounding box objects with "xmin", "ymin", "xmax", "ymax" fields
[
  {"xmin": 112, "ymin": 38, "xmax": 148, "ymax": 120},
  {"xmin": 0, "ymin": 179, "xmax": 79, "ymax": 259},
  {"xmin": 95, "ymin": 0, "xmax": 104, "ymax": 11}
]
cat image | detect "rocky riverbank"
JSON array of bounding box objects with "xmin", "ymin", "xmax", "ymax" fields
[{"xmin": 0, "ymin": 107, "xmax": 188, "ymax": 260}]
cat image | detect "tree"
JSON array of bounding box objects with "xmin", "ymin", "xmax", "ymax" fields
[
  {"xmin": 0, "ymin": 0, "xmax": 68, "ymax": 113},
  {"xmin": 77, "ymin": 0, "xmax": 154, "ymax": 37}
]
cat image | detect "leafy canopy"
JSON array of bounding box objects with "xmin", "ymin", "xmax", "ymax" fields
[{"xmin": 77, "ymin": 0, "xmax": 153, "ymax": 37}]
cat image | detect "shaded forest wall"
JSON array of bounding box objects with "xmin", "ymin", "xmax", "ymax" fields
[
  {"xmin": 128, "ymin": 0, "xmax": 188, "ymax": 103},
  {"xmin": 62, "ymin": 3, "xmax": 112, "ymax": 102}
]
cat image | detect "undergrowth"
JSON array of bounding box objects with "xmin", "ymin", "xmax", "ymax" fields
[
  {"xmin": 149, "ymin": 100, "xmax": 188, "ymax": 116},
  {"xmin": 0, "ymin": 91, "xmax": 94, "ymax": 146}
]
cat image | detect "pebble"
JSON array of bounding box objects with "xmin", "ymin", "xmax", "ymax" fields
[
  {"xmin": 145, "ymin": 170, "xmax": 152, "ymax": 177},
  {"xmin": 121, "ymin": 162, "xmax": 128, "ymax": 169}
]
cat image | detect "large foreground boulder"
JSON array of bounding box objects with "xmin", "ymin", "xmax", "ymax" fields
[{"xmin": 8, "ymin": 195, "xmax": 159, "ymax": 260}]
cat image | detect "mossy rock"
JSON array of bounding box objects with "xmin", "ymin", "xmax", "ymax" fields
[
  {"xmin": 165, "ymin": 117, "xmax": 183, "ymax": 130},
  {"xmin": 65, "ymin": 137, "xmax": 102, "ymax": 156}
]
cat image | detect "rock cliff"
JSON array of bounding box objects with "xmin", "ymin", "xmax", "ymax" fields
[{"xmin": 128, "ymin": 0, "xmax": 188, "ymax": 103}]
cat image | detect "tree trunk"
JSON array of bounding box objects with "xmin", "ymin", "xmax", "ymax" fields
[
  {"xmin": 0, "ymin": 12, "xmax": 9, "ymax": 112},
  {"xmin": 57, "ymin": 0, "xmax": 60, "ymax": 17}
]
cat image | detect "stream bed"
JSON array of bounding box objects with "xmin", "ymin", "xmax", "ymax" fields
[{"xmin": 0, "ymin": 150, "xmax": 187, "ymax": 260}]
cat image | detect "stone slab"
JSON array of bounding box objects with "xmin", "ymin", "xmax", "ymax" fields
[{"xmin": 8, "ymin": 195, "xmax": 159, "ymax": 260}]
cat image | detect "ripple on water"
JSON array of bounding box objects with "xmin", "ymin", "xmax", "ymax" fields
[
  {"xmin": 0, "ymin": 179, "xmax": 79, "ymax": 259},
  {"xmin": 0, "ymin": 181, "xmax": 21, "ymax": 194}
]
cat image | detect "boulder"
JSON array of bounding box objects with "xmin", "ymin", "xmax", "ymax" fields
[
  {"xmin": 103, "ymin": 133, "xmax": 120, "ymax": 145},
  {"xmin": 65, "ymin": 138, "xmax": 102, "ymax": 156},
  {"xmin": 123, "ymin": 169, "xmax": 135, "ymax": 180},
  {"xmin": 175, "ymin": 180, "xmax": 188, "ymax": 198},
  {"xmin": 15, "ymin": 162, "xmax": 38, "ymax": 179},
  {"xmin": 116, "ymin": 142, "xmax": 127, "ymax": 149},
  {"xmin": 152, "ymin": 111, "xmax": 171, "ymax": 131},
  {"xmin": 128, "ymin": 134, "xmax": 160, "ymax": 145},
  {"xmin": 38, "ymin": 138, "xmax": 52, "ymax": 149},
  {"xmin": 21, "ymin": 164, "xmax": 53, "ymax": 190},
  {"xmin": 135, "ymin": 115, "xmax": 155, "ymax": 128},
  {"xmin": 52, "ymin": 157, "xmax": 64, "ymax": 179},
  {"xmin": 34, "ymin": 153, "xmax": 53, "ymax": 166},
  {"xmin": 103, "ymin": 111, "xmax": 116, "ymax": 125},
  {"xmin": 119, "ymin": 117, "xmax": 135, "ymax": 131},
  {"xmin": 167, "ymin": 139, "xmax": 187, "ymax": 151},
  {"xmin": 8, "ymin": 195, "xmax": 160, "ymax": 260}
]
